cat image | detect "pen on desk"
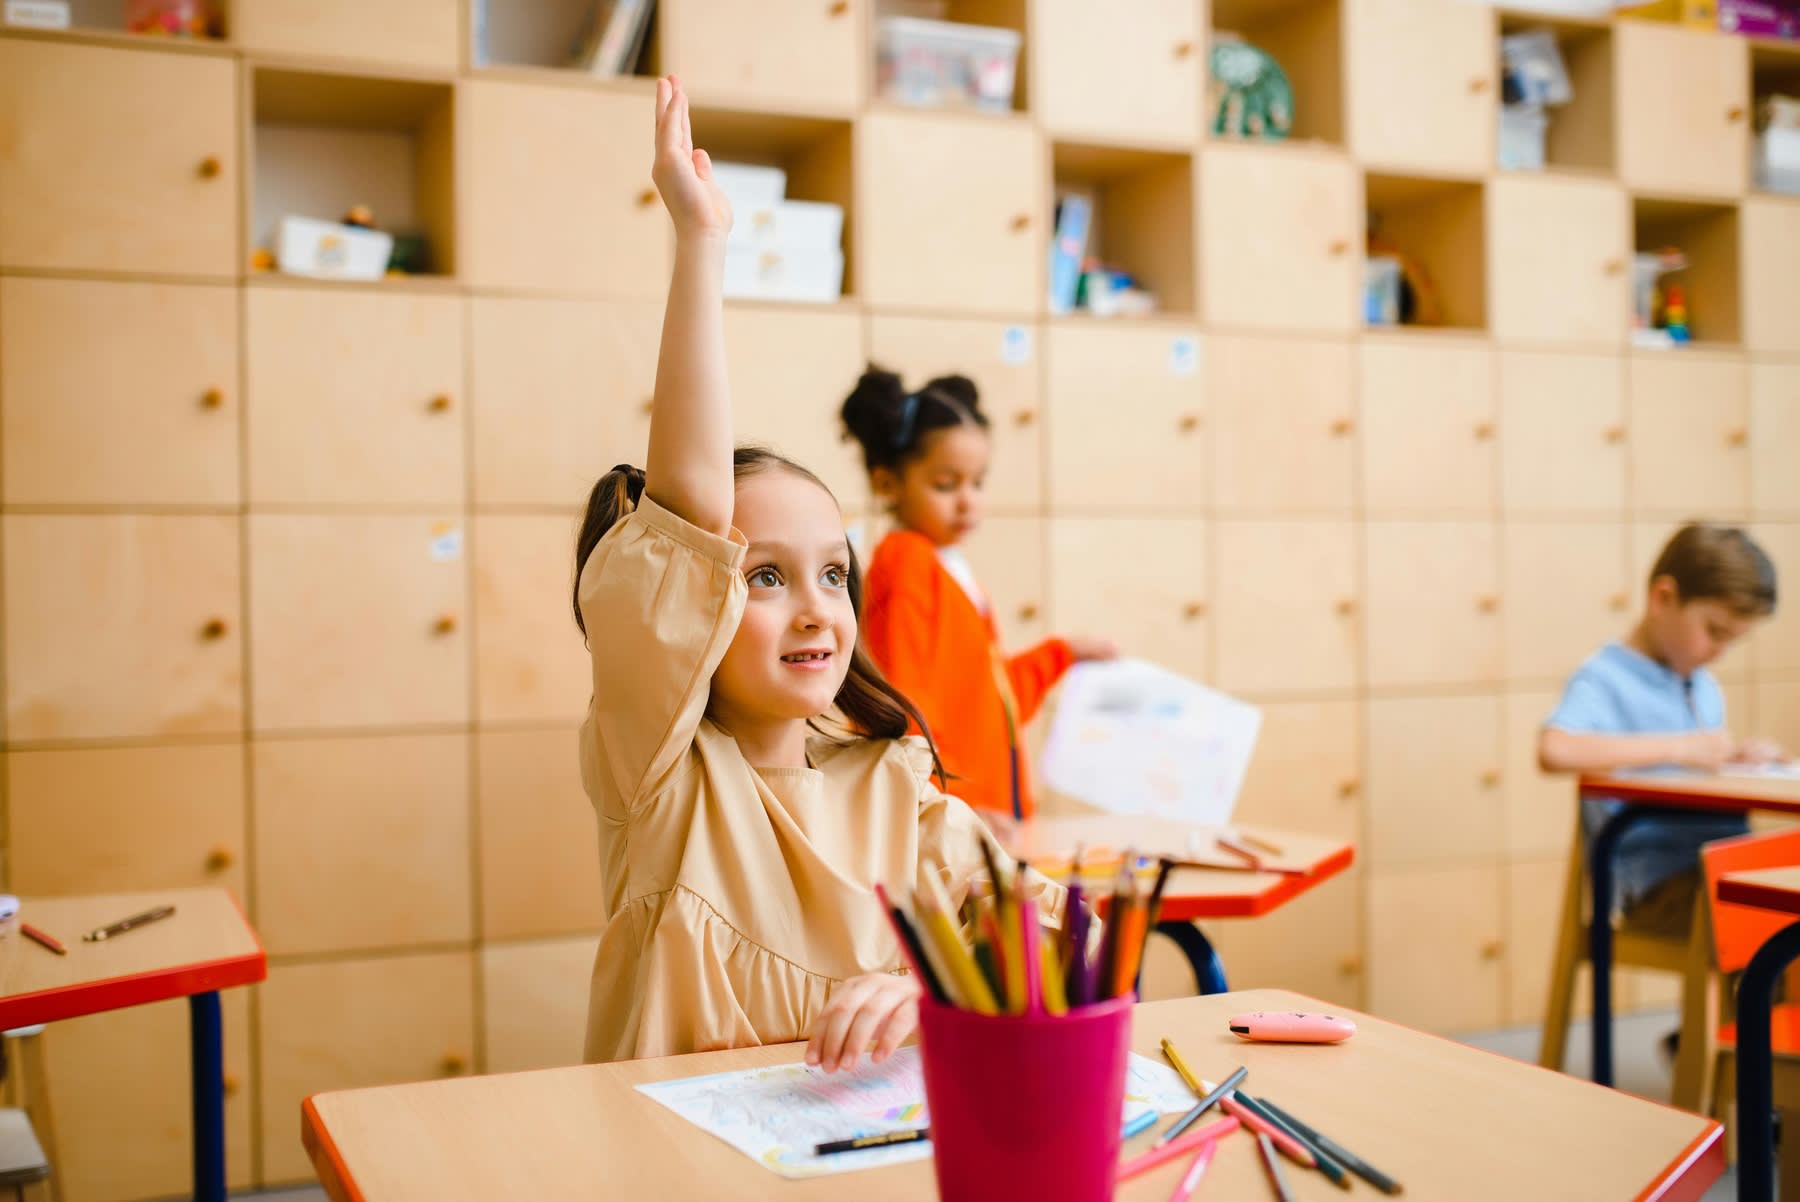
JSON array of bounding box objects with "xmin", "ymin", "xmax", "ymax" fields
[
  {"xmin": 1259, "ymin": 1098, "xmax": 1404, "ymax": 1195},
  {"xmin": 20, "ymin": 923, "xmax": 65, "ymax": 955},
  {"xmin": 83, "ymin": 905, "xmax": 175, "ymax": 943},
  {"xmin": 1257, "ymin": 1131, "xmax": 1299, "ymax": 1202},
  {"xmin": 1156, "ymin": 1064, "xmax": 1247, "ymax": 1146},
  {"xmin": 814, "ymin": 1127, "xmax": 929, "ymax": 1155}
]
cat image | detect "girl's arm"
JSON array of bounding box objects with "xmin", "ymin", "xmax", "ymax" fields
[{"xmin": 643, "ymin": 76, "xmax": 734, "ymax": 537}]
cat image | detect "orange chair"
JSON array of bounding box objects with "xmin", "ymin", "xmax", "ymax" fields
[{"xmin": 1671, "ymin": 826, "xmax": 1800, "ymax": 1163}]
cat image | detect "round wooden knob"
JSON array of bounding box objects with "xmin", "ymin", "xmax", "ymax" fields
[
  {"xmin": 1018, "ymin": 602, "xmax": 1040, "ymax": 622},
  {"xmin": 200, "ymin": 618, "xmax": 229, "ymax": 640},
  {"xmin": 1727, "ymin": 428, "xmax": 1748, "ymax": 448},
  {"xmin": 1338, "ymin": 954, "xmax": 1363, "ymax": 976},
  {"xmin": 1010, "ymin": 213, "xmax": 1032, "ymax": 233},
  {"xmin": 1338, "ymin": 778, "xmax": 1360, "ymax": 799},
  {"xmin": 1480, "ymin": 939, "xmax": 1504, "ymax": 961},
  {"xmin": 829, "ymin": 0, "xmax": 849, "ymax": 13},
  {"xmin": 1330, "ymin": 417, "xmax": 1354, "ymax": 437},
  {"xmin": 1013, "ymin": 408, "xmax": 1036, "ymax": 428},
  {"xmin": 637, "ymin": 187, "xmax": 657, "ymax": 207},
  {"xmin": 1468, "ymin": 77, "xmax": 1491, "ymax": 94},
  {"xmin": 200, "ymin": 387, "xmax": 224, "ymax": 410},
  {"xmin": 639, "ymin": 397, "xmax": 654, "ymax": 417},
  {"xmin": 1480, "ymin": 768, "xmax": 1502, "ymax": 788},
  {"xmin": 434, "ymin": 614, "xmax": 459, "ymax": 636},
  {"xmin": 205, "ymin": 847, "xmax": 234, "ymax": 873},
  {"xmin": 1473, "ymin": 421, "xmax": 1496, "ymax": 441},
  {"xmin": 1328, "ymin": 239, "xmax": 1350, "ymax": 257},
  {"xmin": 1604, "ymin": 258, "xmax": 1626, "ymax": 276},
  {"xmin": 1334, "ymin": 597, "xmax": 1356, "ymax": 616},
  {"xmin": 1603, "ymin": 425, "xmax": 1626, "ymax": 445},
  {"xmin": 440, "ymin": 1053, "xmax": 467, "ymax": 1076},
  {"xmin": 1173, "ymin": 40, "xmax": 1194, "ymax": 58},
  {"xmin": 1182, "ymin": 601, "xmax": 1206, "ymax": 620},
  {"xmin": 1727, "ymin": 105, "xmax": 1747, "ymax": 123},
  {"xmin": 427, "ymin": 394, "xmax": 452, "ymax": 414},
  {"xmin": 197, "ymin": 156, "xmax": 222, "ymax": 179},
  {"xmin": 223, "ymin": 1073, "xmax": 241, "ymax": 1096},
  {"xmin": 1610, "ymin": 592, "xmax": 1630, "ymax": 612},
  {"xmin": 1178, "ymin": 413, "xmax": 1202, "ymax": 433},
  {"xmin": 1476, "ymin": 594, "xmax": 1499, "ymax": 614}
]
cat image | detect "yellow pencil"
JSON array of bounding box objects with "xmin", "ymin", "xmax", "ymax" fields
[
  {"xmin": 1039, "ymin": 932, "xmax": 1068, "ymax": 1016},
  {"xmin": 1161, "ymin": 1037, "xmax": 1205, "ymax": 1096},
  {"xmin": 920, "ymin": 875, "xmax": 1000, "ymax": 1015}
]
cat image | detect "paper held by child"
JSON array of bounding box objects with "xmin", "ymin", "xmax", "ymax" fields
[
  {"xmin": 635, "ymin": 1046, "xmax": 1196, "ymax": 1178},
  {"xmin": 1041, "ymin": 659, "xmax": 1262, "ymax": 824}
]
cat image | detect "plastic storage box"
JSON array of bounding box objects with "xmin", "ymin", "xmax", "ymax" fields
[
  {"xmin": 723, "ymin": 245, "xmax": 845, "ymax": 304},
  {"xmin": 274, "ymin": 216, "xmax": 394, "ymax": 280},
  {"xmin": 1499, "ymin": 105, "xmax": 1549, "ymax": 171},
  {"xmin": 875, "ymin": 16, "xmax": 1021, "ymax": 113}
]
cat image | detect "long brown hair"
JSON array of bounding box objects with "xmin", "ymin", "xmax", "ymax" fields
[{"xmin": 574, "ymin": 446, "xmax": 947, "ymax": 779}]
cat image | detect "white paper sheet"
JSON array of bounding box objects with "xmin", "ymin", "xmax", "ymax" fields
[
  {"xmin": 1721, "ymin": 762, "xmax": 1800, "ymax": 781},
  {"xmin": 634, "ymin": 1047, "xmax": 1196, "ymax": 1178},
  {"xmin": 1040, "ymin": 658, "xmax": 1262, "ymax": 824}
]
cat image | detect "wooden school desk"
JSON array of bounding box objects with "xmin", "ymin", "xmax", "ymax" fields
[
  {"xmin": 302, "ymin": 986, "xmax": 1721, "ymax": 1202},
  {"xmin": 1717, "ymin": 866, "xmax": 1800, "ymax": 1202},
  {"xmin": 1004, "ymin": 815, "xmax": 1354, "ymax": 994},
  {"xmin": 0, "ymin": 889, "xmax": 265, "ymax": 1202},
  {"xmin": 1571, "ymin": 772, "xmax": 1800, "ymax": 1087}
]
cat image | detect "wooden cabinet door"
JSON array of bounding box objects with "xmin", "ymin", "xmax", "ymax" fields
[
  {"xmin": 1616, "ymin": 21, "xmax": 1749, "ymax": 198},
  {"xmin": 961, "ymin": 516, "xmax": 1052, "ymax": 651},
  {"xmin": 1499, "ymin": 350, "xmax": 1627, "ymax": 517},
  {"xmin": 1213, "ymin": 520, "xmax": 1360, "ymax": 694},
  {"xmin": 258, "ymin": 952, "xmax": 475, "ymax": 1184},
  {"xmin": 235, "ymin": 0, "xmax": 459, "ymax": 69},
  {"xmin": 1506, "ymin": 856, "xmax": 1579, "ymax": 1026},
  {"xmin": 860, "ymin": 110, "xmax": 1044, "ymax": 314},
  {"xmin": 474, "ymin": 515, "xmax": 593, "ymax": 724},
  {"xmin": 1232, "ymin": 699, "xmax": 1362, "ymax": 843},
  {"xmin": 663, "ymin": 0, "xmax": 862, "ymax": 112},
  {"xmin": 478, "ymin": 729, "xmax": 604, "ymax": 941},
  {"xmin": 463, "ymin": 81, "xmax": 668, "ymax": 295},
  {"xmin": 1049, "ymin": 519, "xmax": 1208, "ymax": 681},
  {"xmin": 1359, "ymin": 335, "xmax": 1497, "ymax": 516},
  {"xmin": 1044, "ymin": 322, "xmax": 1204, "ymax": 511},
  {"xmin": 248, "ymin": 515, "xmax": 469, "ymax": 732},
  {"xmin": 3, "ymin": 515, "xmax": 242, "ymax": 741},
  {"xmin": 1749, "ymin": 523, "xmax": 1800, "ymax": 676},
  {"xmin": 7, "ymin": 744, "xmax": 245, "ymax": 899},
  {"xmin": 1208, "ymin": 334, "xmax": 1356, "ymax": 515},
  {"xmin": 1487, "ymin": 174, "xmax": 1630, "ymax": 347},
  {"xmin": 0, "ymin": 277, "xmax": 239, "ymax": 507},
  {"xmin": 252, "ymin": 733, "xmax": 472, "ymax": 956},
  {"xmin": 1743, "ymin": 199, "xmax": 1800, "ymax": 356},
  {"xmin": 867, "ymin": 315, "xmax": 1044, "ymax": 512},
  {"xmin": 42, "ymin": 992, "xmax": 254, "ymax": 1202},
  {"xmin": 726, "ymin": 304, "xmax": 870, "ymax": 510},
  {"xmin": 1753, "ymin": 363, "xmax": 1800, "ymax": 518},
  {"xmin": 1365, "ymin": 522, "xmax": 1502, "ymax": 688},
  {"xmin": 0, "ymin": 40, "xmax": 238, "ymax": 275},
  {"xmin": 1212, "ymin": 871, "xmax": 1364, "ymax": 1011},
  {"xmin": 1346, "ymin": 0, "xmax": 1496, "ymax": 174},
  {"xmin": 247, "ymin": 284, "xmax": 465, "ymax": 507},
  {"xmin": 1199, "ymin": 143, "xmax": 1360, "ymax": 333},
  {"xmin": 1628, "ymin": 351, "xmax": 1750, "ymax": 520},
  {"xmin": 1503, "ymin": 522, "xmax": 1630, "ymax": 686},
  {"xmin": 1033, "ymin": 0, "xmax": 1200, "ymax": 144},
  {"xmin": 1368, "ymin": 863, "xmax": 1504, "ymax": 1034},
  {"xmin": 1504, "ymin": 687, "xmax": 1576, "ymax": 861},
  {"xmin": 483, "ymin": 936, "xmax": 600, "ymax": 1073},
  {"xmin": 1360, "ymin": 690, "xmax": 1504, "ymax": 867},
  {"xmin": 470, "ymin": 297, "xmax": 660, "ymax": 507}
]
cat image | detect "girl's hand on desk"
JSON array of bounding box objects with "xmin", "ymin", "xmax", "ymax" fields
[
  {"xmin": 805, "ymin": 972, "xmax": 922, "ymax": 1074},
  {"xmin": 1066, "ymin": 635, "xmax": 1119, "ymax": 663},
  {"xmin": 651, "ymin": 76, "xmax": 732, "ymax": 240},
  {"xmin": 1733, "ymin": 737, "xmax": 1791, "ymax": 766}
]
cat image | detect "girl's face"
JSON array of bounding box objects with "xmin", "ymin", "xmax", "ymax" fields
[
  {"xmin": 874, "ymin": 424, "xmax": 990, "ymax": 548},
  {"xmin": 710, "ymin": 470, "xmax": 858, "ymax": 728}
]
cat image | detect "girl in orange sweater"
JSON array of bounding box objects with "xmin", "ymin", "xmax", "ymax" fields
[{"xmin": 841, "ymin": 368, "xmax": 1115, "ymax": 827}]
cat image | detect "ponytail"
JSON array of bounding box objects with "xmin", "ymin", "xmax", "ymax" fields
[
  {"xmin": 840, "ymin": 365, "xmax": 988, "ymax": 474},
  {"xmin": 571, "ymin": 463, "xmax": 646, "ymax": 637}
]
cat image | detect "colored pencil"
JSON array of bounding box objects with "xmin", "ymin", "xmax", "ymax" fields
[
  {"xmin": 1016, "ymin": 869, "xmax": 1044, "ymax": 1013},
  {"xmin": 1215, "ymin": 834, "xmax": 1261, "ymax": 866},
  {"xmin": 919, "ymin": 875, "xmax": 998, "ymax": 1014},
  {"xmin": 873, "ymin": 883, "xmax": 946, "ymax": 1004},
  {"xmin": 1039, "ymin": 932, "xmax": 1068, "ymax": 1015},
  {"xmin": 1160, "ymin": 1037, "xmax": 1205, "ymax": 1096},
  {"xmin": 1199, "ymin": 1079, "xmax": 1315, "ymax": 1167},
  {"xmin": 1166, "ymin": 1138, "xmax": 1217, "ymax": 1202},
  {"xmin": 1117, "ymin": 1116, "xmax": 1240, "ymax": 1183},
  {"xmin": 979, "ymin": 908, "xmax": 1010, "ymax": 1002},
  {"xmin": 1239, "ymin": 831, "xmax": 1284, "ymax": 857},
  {"xmin": 20, "ymin": 923, "xmax": 65, "ymax": 955},
  {"xmin": 1121, "ymin": 1110, "xmax": 1159, "ymax": 1141},
  {"xmin": 1234, "ymin": 1091, "xmax": 1350, "ymax": 1189},
  {"xmin": 1064, "ymin": 883, "xmax": 1091, "ymax": 1005},
  {"xmin": 1259, "ymin": 1099, "xmax": 1404, "ymax": 1195},
  {"xmin": 1157, "ymin": 1065, "xmax": 1247, "ymax": 1146},
  {"xmin": 1258, "ymin": 1132, "xmax": 1299, "ymax": 1202}
]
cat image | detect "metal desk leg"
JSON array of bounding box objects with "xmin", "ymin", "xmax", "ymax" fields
[
  {"xmin": 1736, "ymin": 919, "xmax": 1800, "ymax": 1202},
  {"xmin": 189, "ymin": 991, "xmax": 225, "ymax": 1202},
  {"xmin": 1588, "ymin": 805, "xmax": 1659, "ymax": 1087},
  {"xmin": 1155, "ymin": 921, "xmax": 1229, "ymax": 996}
]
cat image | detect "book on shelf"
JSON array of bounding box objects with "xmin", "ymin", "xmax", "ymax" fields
[{"xmin": 572, "ymin": 0, "xmax": 656, "ymax": 76}]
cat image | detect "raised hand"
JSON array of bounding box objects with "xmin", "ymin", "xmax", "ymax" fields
[{"xmin": 652, "ymin": 75, "xmax": 732, "ymax": 240}]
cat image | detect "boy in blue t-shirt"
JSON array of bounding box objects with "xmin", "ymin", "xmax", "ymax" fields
[{"xmin": 1540, "ymin": 523, "xmax": 1785, "ymax": 936}]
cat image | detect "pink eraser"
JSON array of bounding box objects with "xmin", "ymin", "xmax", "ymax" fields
[{"xmin": 1227, "ymin": 1011, "xmax": 1357, "ymax": 1043}]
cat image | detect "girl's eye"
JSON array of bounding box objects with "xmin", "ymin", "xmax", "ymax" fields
[
  {"xmin": 822, "ymin": 564, "xmax": 849, "ymax": 588},
  {"xmin": 748, "ymin": 566, "xmax": 782, "ymax": 588}
]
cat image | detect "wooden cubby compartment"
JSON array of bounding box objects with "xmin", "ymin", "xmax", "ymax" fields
[
  {"xmin": 1210, "ymin": 0, "xmax": 1344, "ymax": 145},
  {"xmin": 41, "ymin": 0, "xmax": 224, "ymax": 39},
  {"xmin": 1751, "ymin": 39, "xmax": 1800, "ymax": 197},
  {"xmin": 873, "ymin": 0, "xmax": 1029, "ymax": 115},
  {"xmin": 1498, "ymin": 11, "xmax": 1615, "ymax": 173},
  {"xmin": 250, "ymin": 67, "xmax": 457, "ymax": 280},
  {"xmin": 1633, "ymin": 195, "xmax": 1742, "ymax": 344},
  {"xmin": 690, "ymin": 106, "xmax": 856, "ymax": 298},
  {"xmin": 476, "ymin": 0, "xmax": 658, "ymax": 74},
  {"xmin": 1050, "ymin": 142, "xmax": 1196, "ymax": 318},
  {"xmin": 1365, "ymin": 173, "xmax": 1487, "ymax": 330}
]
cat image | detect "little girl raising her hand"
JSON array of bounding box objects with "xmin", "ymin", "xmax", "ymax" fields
[{"xmin": 572, "ymin": 77, "xmax": 1071, "ymax": 1071}]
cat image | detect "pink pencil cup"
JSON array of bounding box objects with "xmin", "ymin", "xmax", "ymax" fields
[{"xmin": 917, "ymin": 992, "xmax": 1133, "ymax": 1202}]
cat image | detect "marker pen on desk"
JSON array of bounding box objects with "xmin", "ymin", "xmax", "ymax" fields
[{"xmin": 83, "ymin": 905, "xmax": 175, "ymax": 943}]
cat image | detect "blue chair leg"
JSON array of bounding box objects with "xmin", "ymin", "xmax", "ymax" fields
[
  {"xmin": 1154, "ymin": 921, "xmax": 1229, "ymax": 996},
  {"xmin": 1736, "ymin": 919, "xmax": 1800, "ymax": 1202},
  {"xmin": 189, "ymin": 991, "xmax": 225, "ymax": 1202}
]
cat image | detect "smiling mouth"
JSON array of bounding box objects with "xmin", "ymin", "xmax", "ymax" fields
[{"xmin": 780, "ymin": 651, "xmax": 832, "ymax": 665}]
